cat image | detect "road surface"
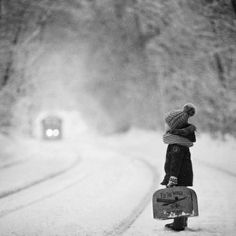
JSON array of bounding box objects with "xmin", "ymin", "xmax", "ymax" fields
[{"xmin": 0, "ymin": 131, "xmax": 235, "ymax": 236}]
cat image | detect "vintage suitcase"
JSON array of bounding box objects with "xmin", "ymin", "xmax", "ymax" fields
[{"xmin": 153, "ymin": 187, "xmax": 198, "ymax": 220}]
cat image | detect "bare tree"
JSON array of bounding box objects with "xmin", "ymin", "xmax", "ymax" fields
[{"xmin": 232, "ymin": 0, "xmax": 236, "ymax": 13}]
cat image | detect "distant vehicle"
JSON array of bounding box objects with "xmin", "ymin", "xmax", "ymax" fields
[{"xmin": 41, "ymin": 116, "xmax": 62, "ymax": 140}]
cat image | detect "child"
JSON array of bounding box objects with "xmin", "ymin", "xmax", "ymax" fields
[{"xmin": 161, "ymin": 103, "xmax": 197, "ymax": 231}]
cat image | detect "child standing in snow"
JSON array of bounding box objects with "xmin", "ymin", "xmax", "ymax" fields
[{"xmin": 161, "ymin": 103, "xmax": 197, "ymax": 231}]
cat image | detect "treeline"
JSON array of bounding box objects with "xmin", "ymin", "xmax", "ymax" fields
[{"xmin": 0, "ymin": 0, "xmax": 236, "ymax": 137}]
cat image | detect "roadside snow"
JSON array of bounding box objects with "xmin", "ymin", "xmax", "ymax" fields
[{"xmin": 193, "ymin": 134, "xmax": 236, "ymax": 175}]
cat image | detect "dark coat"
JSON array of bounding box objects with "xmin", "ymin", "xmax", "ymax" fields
[{"xmin": 161, "ymin": 144, "xmax": 193, "ymax": 187}]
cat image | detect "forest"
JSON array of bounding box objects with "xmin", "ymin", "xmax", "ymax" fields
[{"xmin": 0, "ymin": 0, "xmax": 236, "ymax": 137}]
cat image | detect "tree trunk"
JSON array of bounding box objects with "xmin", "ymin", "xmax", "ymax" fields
[{"xmin": 232, "ymin": 0, "xmax": 236, "ymax": 13}]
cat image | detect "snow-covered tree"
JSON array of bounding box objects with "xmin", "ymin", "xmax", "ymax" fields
[{"xmin": 0, "ymin": 0, "xmax": 235, "ymax": 136}]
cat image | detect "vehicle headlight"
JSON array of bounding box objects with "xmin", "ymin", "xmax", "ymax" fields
[
  {"xmin": 53, "ymin": 129, "xmax": 60, "ymax": 137},
  {"xmin": 46, "ymin": 129, "xmax": 53, "ymax": 137}
]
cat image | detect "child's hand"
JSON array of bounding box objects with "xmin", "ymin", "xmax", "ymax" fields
[{"xmin": 167, "ymin": 176, "xmax": 178, "ymax": 188}]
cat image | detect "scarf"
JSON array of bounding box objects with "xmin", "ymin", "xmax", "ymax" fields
[{"xmin": 163, "ymin": 132, "xmax": 194, "ymax": 147}]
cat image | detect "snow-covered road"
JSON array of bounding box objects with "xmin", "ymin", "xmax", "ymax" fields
[
  {"xmin": 0, "ymin": 135, "xmax": 158, "ymax": 236},
  {"xmin": 0, "ymin": 130, "xmax": 235, "ymax": 236}
]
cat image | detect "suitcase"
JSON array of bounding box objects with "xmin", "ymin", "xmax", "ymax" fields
[{"xmin": 153, "ymin": 187, "xmax": 198, "ymax": 220}]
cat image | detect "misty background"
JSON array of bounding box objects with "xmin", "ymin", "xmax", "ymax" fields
[{"xmin": 0, "ymin": 0, "xmax": 236, "ymax": 137}]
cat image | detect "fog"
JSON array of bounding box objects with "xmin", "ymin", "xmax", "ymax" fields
[{"xmin": 1, "ymin": 0, "xmax": 235, "ymax": 137}]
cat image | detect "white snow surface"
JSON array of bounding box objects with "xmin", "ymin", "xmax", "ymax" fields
[{"xmin": 0, "ymin": 130, "xmax": 235, "ymax": 236}]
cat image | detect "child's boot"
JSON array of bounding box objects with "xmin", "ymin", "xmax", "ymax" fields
[{"xmin": 172, "ymin": 217, "xmax": 186, "ymax": 231}]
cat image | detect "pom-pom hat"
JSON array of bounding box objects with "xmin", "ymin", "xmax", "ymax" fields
[
  {"xmin": 183, "ymin": 103, "xmax": 196, "ymax": 117},
  {"xmin": 165, "ymin": 103, "xmax": 196, "ymax": 130}
]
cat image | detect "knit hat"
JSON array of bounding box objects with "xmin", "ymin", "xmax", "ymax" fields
[{"xmin": 165, "ymin": 103, "xmax": 196, "ymax": 130}]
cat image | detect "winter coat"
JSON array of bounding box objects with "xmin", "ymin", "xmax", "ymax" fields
[{"xmin": 161, "ymin": 144, "xmax": 193, "ymax": 186}]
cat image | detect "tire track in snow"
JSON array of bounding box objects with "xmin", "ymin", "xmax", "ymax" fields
[
  {"xmin": 0, "ymin": 157, "xmax": 81, "ymax": 199},
  {"xmin": 0, "ymin": 158, "xmax": 29, "ymax": 170},
  {"xmin": 87, "ymin": 141, "xmax": 161, "ymax": 236},
  {"xmin": 104, "ymin": 156, "xmax": 159, "ymax": 236},
  {"xmin": 195, "ymin": 159, "xmax": 236, "ymax": 178},
  {"xmin": 0, "ymin": 168, "xmax": 94, "ymax": 218},
  {"xmin": 0, "ymin": 148, "xmax": 117, "ymax": 218}
]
